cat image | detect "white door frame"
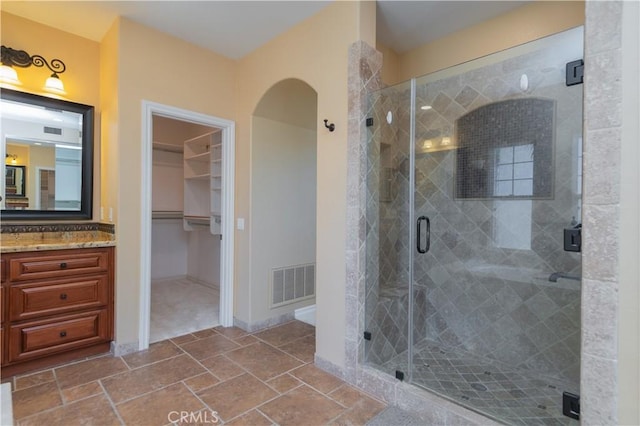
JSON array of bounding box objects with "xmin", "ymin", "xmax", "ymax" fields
[{"xmin": 140, "ymin": 100, "xmax": 235, "ymax": 350}]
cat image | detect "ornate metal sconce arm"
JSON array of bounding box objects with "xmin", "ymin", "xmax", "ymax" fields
[{"xmin": 1, "ymin": 46, "xmax": 66, "ymax": 76}]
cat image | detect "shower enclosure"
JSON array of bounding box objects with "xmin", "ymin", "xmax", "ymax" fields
[{"xmin": 365, "ymin": 28, "xmax": 583, "ymax": 425}]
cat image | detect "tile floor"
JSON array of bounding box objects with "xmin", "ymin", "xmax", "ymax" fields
[
  {"xmin": 8, "ymin": 320, "xmax": 386, "ymax": 426},
  {"xmin": 150, "ymin": 277, "xmax": 220, "ymax": 343},
  {"xmin": 380, "ymin": 340, "xmax": 579, "ymax": 425}
]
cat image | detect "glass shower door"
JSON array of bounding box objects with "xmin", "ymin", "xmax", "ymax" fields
[
  {"xmin": 410, "ymin": 28, "xmax": 583, "ymax": 424},
  {"xmin": 364, "ymin": 80, "xmax": 414, "ymax": 373}
]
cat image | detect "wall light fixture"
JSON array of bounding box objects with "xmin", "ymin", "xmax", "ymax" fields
[{"xmin": 1, "ymin": 45, "xmax": 67, "ymax": 94}]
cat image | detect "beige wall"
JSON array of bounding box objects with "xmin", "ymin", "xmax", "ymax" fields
[
  {"xmin": 617, "ymin": 1, "xmax": 639, "ymax": 422},
  {"xmin": 103, "ymin": 17, "xmax": 236, "ymax": 347},
  {"xmin": 376, "ymin": 43, "xmax": 400, "ymax": 87},
  {"xmin": 1, "ymin": 11, "xmax": 102, "ymax": 218},
  {"xmin": 0, "ymin": 12, "xmax": 100, "ymax": 105},
  {"xmin": 380, "ymin": 1, "xmax": 585, "ymax": 85},
  {"xmin": 236, "ymin": 0, "xmax": 374, "ymax": 366},
  {"xmin": 251, "ymin": 116, "xmax": 317, "ymax": 322}
]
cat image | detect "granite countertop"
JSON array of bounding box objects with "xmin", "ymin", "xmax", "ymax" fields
[{"xmin": 0, "ymin": 230, "xmax": 115, "ymax": 253}]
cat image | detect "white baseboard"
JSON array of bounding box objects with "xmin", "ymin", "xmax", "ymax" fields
[{"xmin": 295, "ymin": 304, "xmax": 316, "ymax": 326}]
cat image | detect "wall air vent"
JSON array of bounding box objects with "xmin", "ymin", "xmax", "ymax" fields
[
  {"xmin": 43, "ymin": 126, "xmax": 62, "ymax": 135},
  {"xmin": 271, "ymin": 263, "xmax": 315, "ymax": 308}
]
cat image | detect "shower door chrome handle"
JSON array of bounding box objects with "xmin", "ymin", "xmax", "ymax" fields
[{"xmin": 417, "ymin": 216, "xmax": 430, "ymax": 254}]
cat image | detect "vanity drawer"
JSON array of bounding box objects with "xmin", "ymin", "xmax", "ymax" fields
[
  {"xmin": 8, "ymin": 249, "xmax": 110, "ymax": 282},
  {"xmin": 10, "ymin": 275, "xmax": 108, "ymax": 322},
  {"xmin": 8, "ymin": 309, "xmax": 109, "ymax": 363},
  {"xmin": 1, "ymin": 259, "xmax": 6, "ymax": 283}
]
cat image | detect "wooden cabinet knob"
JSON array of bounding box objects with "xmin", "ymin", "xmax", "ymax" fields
[
  {"xmin": 60, "ymin": 293, "xmax": 68, "ymax": 300},
  {"xmin": 60, "ymin": 331, "xmax": 67, "ymax": 338},
  {"xmin": 60, "ymin": 262, "xmax": 67, "ymax": 269}
]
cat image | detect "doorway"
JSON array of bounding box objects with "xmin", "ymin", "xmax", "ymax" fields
[
  {"xmin": 249, "ymin": 79, "xmax": 318, "ymax": 327},
  {"xmin": 140, "ymin": 101, "xmax": 235, "ymax": 350}
]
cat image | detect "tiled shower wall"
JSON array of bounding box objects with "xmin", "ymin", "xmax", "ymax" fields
[{"xmin": 365, "ymin": 31, "xmax": 583, "ymax": 386}]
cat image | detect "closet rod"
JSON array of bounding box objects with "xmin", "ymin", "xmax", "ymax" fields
[{"xmin": 152, "ymin": 210, "xmax": 183, "ymax": 220}]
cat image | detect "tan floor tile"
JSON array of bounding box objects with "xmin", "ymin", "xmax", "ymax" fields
[
  {"xmin": 278, "ymin": 334, "xmax": 316, "ymax": 363},
  {"xmin": 17, "ymin": 394, "xmax": 119, "ymax": 426},
  {"xmin": 330, "ymin": 396, "xmax": 386, "ymax": 426},
  {"xmin": 14, "ymin": 370, "xmax": 55, "ymax": 390},
  {"xmin": 12, "ymin": 381, "xmax": 62, "ymax": 420},
  {"xmin": 171, "ymin": 333, "xmax": 198, "ymax": 345},
  {"xmin": 103, "ymin": 354, "xmax": 205, "ymax": 403},
  {"xmin": 260, "ymin": 384, "xmax": 346, "ymax": 426},
  {"xmin": 226, "ymin": 409, "xmax": 274, "ymax": 426},
  {"xmin": 290, "ymin": 364, "xmax": 344, "ymax": 394},
  {"xmin": 122, "ymin": 340, "xmax": 183, "ymax": 369},
  {"xmin": 253, "ymin": 321, "xmax": 315, "ymax": 347},
  {"xmin": 227, "ymin": 342, "xmax": 303, "ymax": 381},
  {"xmin": 328, "ymin": 384, "xmax": 376, "ymax": 407},
  {"xmin": 266, "ymin": 374, "xmax": 302, "ymax": 394},
  {"xmin": 55, "ymin": 356, "xmax": 129, "ymax": 389},
  {"xmin": 180, "ymin": 334, "xmax": 240, "ymax": 360},
  {"xmin": 213, "ymin": 326, "xmax": 248, "ymax": 339},
  {"xmin": 61, "ymin": 381, "xmax": 103, "ymax": 404},
  {"xmin": 233, "ymin": 335, "xmax": 259, "ymax": 346},
  {"xmin": 117, "ymin": 382, "xmax": 204, "ymax": 426},
  {"xmin": 184, "ymin": 372, "xmax": 220, "ymax": 393},
  {"xmin": 197, "ymin": 373, "xmax": 277, "ymax": 421},
  {"xmin": 199, "ymin": 355, "xmax": 245, "ymax": 381},
  {"xmin": 192, "ymin": 329, "xmax": 217, "ymax": 339}
]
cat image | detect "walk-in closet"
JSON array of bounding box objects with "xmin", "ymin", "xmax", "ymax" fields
[{"xmin": 150, "ymin": 115, "xmax": 222, "ymax": 342}]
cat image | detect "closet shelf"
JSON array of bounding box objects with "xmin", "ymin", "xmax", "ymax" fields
[
  {"xmin": 153, "ymin": 142, "xmax": 183, "ymax": 153},
  {"xmin": 185, "ymin": 174, "xmax": 210, "ymax": 180},
  {"xmin": 185, "ymin": 152, "xmax": 210, "ymax": 162}
]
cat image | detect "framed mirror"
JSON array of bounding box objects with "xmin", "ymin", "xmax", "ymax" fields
[{"xmin": 1, "ymin": 88, "xmax": 94, "ymax": 220}]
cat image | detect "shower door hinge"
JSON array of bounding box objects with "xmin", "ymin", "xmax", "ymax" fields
[
  {"xmin": 395, "ymin": 370, "xmax": 405, "ymax": 381},
  {"xmin": 566, "ymin": 59, "xmax": 584, "ymax": 86},
  {"xmin": 363, "ymin": 331, "xmax": 372, "ymax": 341},
  {"xmin": 366, "ymin": 117, "xmax": 374, "ymax": 127},
  {"xmin": 562, "ymin": 391, "xmax": 580, "ymax": 420}
]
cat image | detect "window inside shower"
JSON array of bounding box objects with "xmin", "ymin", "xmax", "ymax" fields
[{"xmin": 364, "ymin": 27, "xmax": 583, "ymax": 425}]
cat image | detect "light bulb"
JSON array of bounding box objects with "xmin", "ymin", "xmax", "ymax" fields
[
  {"xmin": 45, "ymin": 74, "xmax": 65, "ymax": 93},
  {"xmin": 0, "ymin": 65, "xmax": 21, "ymax": 85}
]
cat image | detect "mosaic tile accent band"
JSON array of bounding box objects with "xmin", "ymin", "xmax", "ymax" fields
[
  {"xmin": 0, "ymin": 222, "xmax": 115, "ymax": 234},
  {"xmin": 455, "ymin": 98, "xmax": 555, "ymax": 199}
]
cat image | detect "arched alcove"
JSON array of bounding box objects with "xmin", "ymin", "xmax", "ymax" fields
[{"xmin": 250, "ymin": 79, "xmax": 318, "ymax": 325}]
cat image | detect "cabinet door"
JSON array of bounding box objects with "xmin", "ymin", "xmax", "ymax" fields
[
  {"xmin": 8, "ymin": 309, "xmax": 110, "ymax": 363},
  {"xmin": 10, "ymin": 275, "xmax": 109, "ymax": 321}
]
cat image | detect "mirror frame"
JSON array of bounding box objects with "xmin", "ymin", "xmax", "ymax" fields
[
  {"xmin": 1, "ymin": 88, "xmax": 94, "ymax": 220},
  {"xmin": 5, "ymin": 165, "xmax": 27, "ymax": 198}
]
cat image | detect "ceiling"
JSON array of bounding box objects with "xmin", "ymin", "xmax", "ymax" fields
[{"xmin": 2, "ymin": 1, "xmax": 528, "ymax": 59}]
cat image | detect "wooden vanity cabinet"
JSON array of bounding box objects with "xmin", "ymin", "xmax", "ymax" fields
[{"xmin": 1, "ymin": 247, "xmax": 114, "ymax": 376}]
